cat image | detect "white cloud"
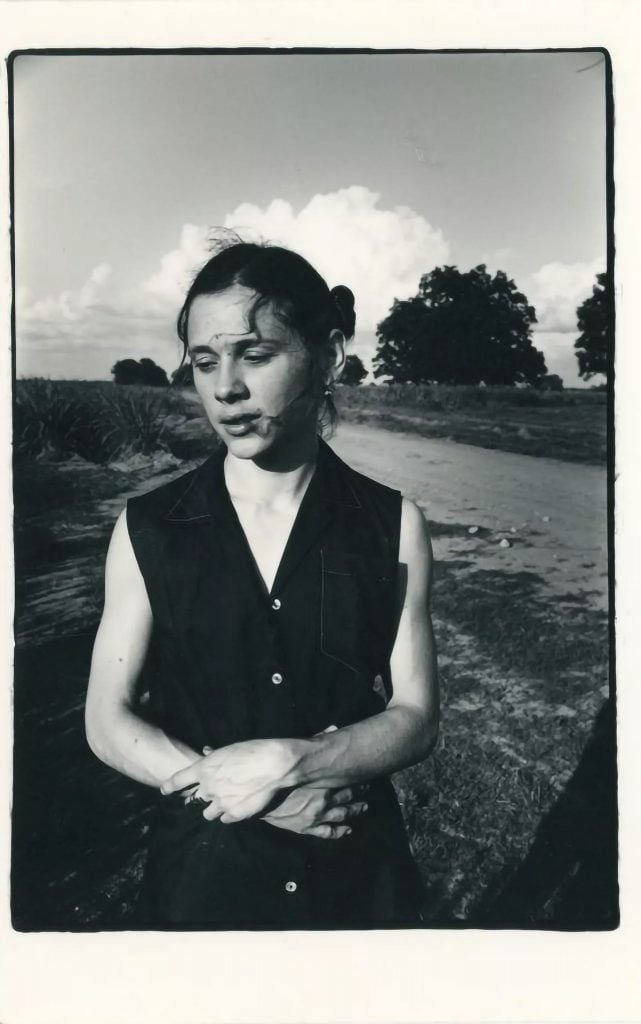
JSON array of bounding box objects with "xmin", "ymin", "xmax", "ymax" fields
[
  {"xmin": 19, "ymin": 262, "xmax": 114, "ymax": 325},
  {"xmin": 16, "ymin": 261, "xmax": 181, "ymax": 378},
  {"xmin": 20, "ymin": 189, "xmax": 603, "ymax": 385},
  {"xmin": 527, "ymin": 259, "xmax": 602, "ymax": 333},
  {"xmin": 142, "ymin": 223, "xmax": 212, "ymax": 309},
  {"xmin": 17, "ymin": 187, "xmax": 451, "ymax": 377},
  {"xmin": 223, "ymin": 186, "xmax": 450, "ymax": 330}
]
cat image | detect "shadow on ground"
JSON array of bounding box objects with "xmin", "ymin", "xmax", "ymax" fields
[
  {"xmin": 473, "ymin": 700, "xmax": 618, "ymax": 929},
  {"xmin": 12, "ymin": 633, "xmax": 154, "ymax": 930}
]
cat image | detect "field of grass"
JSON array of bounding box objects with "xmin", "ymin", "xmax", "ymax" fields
[
  {"xmin": 15, "ymin": 378, "xmax": 609, "ymax": 467},
  {"xmin": 11, "ymin": 380, "xmax": 615, "ymax": 929},
  {"xmin": 336, "ymin": 383, "xmax": 608, "ymax": 464},
  {"xmin": 14, "ymin": 378, "xmax": 218, "ymax": 465}
]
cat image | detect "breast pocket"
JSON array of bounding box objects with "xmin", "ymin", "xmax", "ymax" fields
[{"xmin": 320, "ymin": 548, "xmax": 395, "ymax": 675}]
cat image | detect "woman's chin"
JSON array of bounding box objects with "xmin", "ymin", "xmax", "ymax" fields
[{"xmin": 221, "ymin": 431, "xmax": 273, "ymax": 459}]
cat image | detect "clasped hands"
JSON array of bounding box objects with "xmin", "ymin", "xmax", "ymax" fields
[{"xmin": 160, "ymin": 730, "xmax": 368, "ymax": 840}]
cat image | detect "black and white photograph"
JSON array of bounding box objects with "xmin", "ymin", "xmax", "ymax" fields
[{"xmin": 10, "ymin": 49, "xmax": 615, "ymax": 937}]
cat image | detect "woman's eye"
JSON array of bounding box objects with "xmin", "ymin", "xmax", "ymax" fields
[
  {"xmin": 194, "ymin": 361, "xmax": 217, "ymax": 373},
  {"xmin": 243, "ymin": 351, "xmax": 271, "ymax": 364}
]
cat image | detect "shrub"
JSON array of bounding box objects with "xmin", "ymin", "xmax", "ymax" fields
[{"xmin": 14, "ymin": 380, "xmax": 171, "ymax": 463}]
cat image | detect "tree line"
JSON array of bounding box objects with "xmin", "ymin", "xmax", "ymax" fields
[{"xmin": 112, "ymin": 269, "xmax": 611, "ymax": 389}]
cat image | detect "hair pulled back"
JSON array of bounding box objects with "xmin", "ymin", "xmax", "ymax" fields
[{"xmin": 177, "ymin": 240, "xmax": 356, "ymax": 434}]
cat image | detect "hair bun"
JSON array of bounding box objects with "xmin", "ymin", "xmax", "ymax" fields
[{"xmin": 330, "ymin": 285, "xmax": 356, "ymax": 339}]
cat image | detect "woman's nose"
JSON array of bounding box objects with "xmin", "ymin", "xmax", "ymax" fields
[{"xmin": 214, "ymin": 360, "xmax": 248, "ymax": 403}]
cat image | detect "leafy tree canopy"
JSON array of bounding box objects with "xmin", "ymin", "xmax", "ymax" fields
[
  {"xmin": 111, "ymin": 358, "xmax": 169, "ymax": 387},
  {"xmin": 373, "ymin": 264, "xmax": 546, "ymax": 386},
  {"xmin": 340, "ymin": 354, "xmax": 367, "ymax": 386},
  {"xmin": 574, "ymin": 272, "xmax": 612, "ymax": 380},
  {"xmin": 171, "ymin": 363, "xmax": 195, "ymax": 388}
]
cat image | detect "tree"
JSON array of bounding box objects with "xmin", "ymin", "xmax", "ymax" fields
[
  {"xmin": 171, "ymin": 363, "xmax": 195, "ymax": 388},
  {"xmin": 111, "ymin": 358, "xmax": 169, "ymax": 387},
  {"xmin": 574, "ymin": 272, "xmax": 612, "ymax": 380},
  {"xmin": 373, "ymin": 264, "xmax": 546, "ymax": 386},
  {"xmin": 340, "ymin": 354, "xmax": 367, "ymax": 386},
  {"xmin": 538, "ymin": 373, "xmax": 564, "ymax": 392}
]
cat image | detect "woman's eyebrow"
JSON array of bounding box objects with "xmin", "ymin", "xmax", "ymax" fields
[{"xmin": 189, "ymin": 336, "xmax": 279, "ymax": 354}]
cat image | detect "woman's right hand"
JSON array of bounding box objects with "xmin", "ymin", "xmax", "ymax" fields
[
  {"xmin": 196, "ymin": 728, "xmax": 369, "ymax": 839},
  {"xmin": 260, "ymin": 783, "xmax": 369, "ymax": 839},
  {"xmin": 262, "ymin": 712, "xmax": 369, "ymax": 839}
]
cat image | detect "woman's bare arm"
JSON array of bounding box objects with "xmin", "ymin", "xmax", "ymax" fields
[
  {"xmin": 288, "ymin": 498, "xmax": 439, "ymax": 788},
  {"xmin": 85, "ymin": 509, "xmax": 201, "ymax": 787},
  {"xmin": 162, "ymin": 498, "xmax": 439, "ymax": 820}
]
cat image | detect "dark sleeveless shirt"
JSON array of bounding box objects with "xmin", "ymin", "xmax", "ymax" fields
[{"xmin": 127, "ymin": 438, "xmax": 425, "ymax": 928}]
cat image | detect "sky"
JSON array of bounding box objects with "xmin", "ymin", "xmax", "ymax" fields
[{"xmin": 13, "ymin": 51, "xmax": 607, "ymax": 385}]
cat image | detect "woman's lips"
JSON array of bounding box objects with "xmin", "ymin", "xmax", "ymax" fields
[{"xmin": 220, "ymin": 415, "xmax": 260, "ymax": 436}]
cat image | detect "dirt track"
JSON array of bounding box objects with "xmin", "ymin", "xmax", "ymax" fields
[{"xmin": 332, "ymin": 422, "xmax": 609, "ymax": 610}]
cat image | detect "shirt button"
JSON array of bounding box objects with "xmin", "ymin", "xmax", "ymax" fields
[
  {"xmin": 271, "ymin": 672, "xmax": 283, "ymax": 685},
  {"xmin": 285, "ymin": 881, "xmax": 297, "ymax": 893},
  {"xmin": 271, "ymin": 598, "xmax": 282, "ymax": 610}
]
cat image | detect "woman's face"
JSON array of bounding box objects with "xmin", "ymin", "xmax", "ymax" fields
[{"xmin": 187, "ymin": 284, "xmax": 322, "ymax": 459}]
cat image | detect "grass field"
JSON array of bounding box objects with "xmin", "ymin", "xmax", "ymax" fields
[
  {"xmin": 11, "ymin": 380, "xmax": 615, "ymax": 929},
  {"xmin": 15, "ymin": 378, "xmax": 608, "ymax": 465},
  {"xmin": 336, "ymin": 383, "xmax": 607, "ymax": 464}
]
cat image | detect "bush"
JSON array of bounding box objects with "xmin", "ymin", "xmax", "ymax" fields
[{"xmin": 14, "ymin": 380, "xmax": 171, "ymax": 463}]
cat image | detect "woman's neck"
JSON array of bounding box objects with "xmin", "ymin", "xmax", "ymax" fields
[{"xmin": 224, "ymin": 432, "xmax": 320, "ymax": 509}]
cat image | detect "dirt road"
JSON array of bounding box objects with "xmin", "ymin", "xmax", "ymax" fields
[{"xmin": 332, "ymin": 422, "xmax": 609, "ymax": 610}]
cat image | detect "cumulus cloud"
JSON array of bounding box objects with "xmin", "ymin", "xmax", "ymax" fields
[
  {"xmin": 19, "ymin": 262, "xmax": 114, "ymax": 325},
  {"xmin": 17, "ymin": 184, "xmax": 602, "ymax": 385},
  {"xmin": 223, "ymin": 186, "xmax": 450, "ymax": 329},
  {"xmin": 17, "ymin": 187, "xmax": 450, "ymax": 377},
  {"xmin": 527, "ymin": 258, "xmax": 602, "ymax": 333},
  {"xmin": 16, "ymin": 260, "xmax": 181, "ymax": 378},
  {"xmin": 142, "ymin": 223, "xmax": 212, "ymax": 309}
]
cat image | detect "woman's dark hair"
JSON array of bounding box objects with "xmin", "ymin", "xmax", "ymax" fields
[{"xmin": 176, "ymin": 240, "xmax": 356, "ymax": 434}]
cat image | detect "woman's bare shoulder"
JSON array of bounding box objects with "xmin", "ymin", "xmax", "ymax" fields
[{"xmin": 399, "ymin": 497, "xmax": 432, "ymax": 563}]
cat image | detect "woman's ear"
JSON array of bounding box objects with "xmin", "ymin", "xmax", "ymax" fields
[{"xmin": 326, "ymin": 328, "xmax": 346, "ymax": 384}]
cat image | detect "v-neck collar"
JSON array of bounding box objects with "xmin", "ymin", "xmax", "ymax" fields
[
  {"xmin": 220, "ymin": 451, "xmax": 323, "ymax": 600},
  {"xmin": 162, "ymin": 438, "xmax": 363, "ymax": 598}
]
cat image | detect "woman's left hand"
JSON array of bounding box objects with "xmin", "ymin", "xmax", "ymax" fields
[{"xmin": 161, "ymin": 738, "xmax": 299, "ymax": 822}]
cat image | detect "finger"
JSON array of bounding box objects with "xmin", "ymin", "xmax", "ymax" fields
[
  {"xmin": 320, "ymin": 805, "xmax": 350, "ymax": 824},
  {"xmin": 322, "ymin": 802, "xmax": 368, "ymax": 824},
  {"xmin": 161, "ymin": 765, "xmax": 199, "ymax": 795},
  {"xmin": 220, "ymin": 811, "xmax": 242, "ymax": 824},
  {"xmin": 329, "ymin": 787, "xmax": 355, "ymax": 807},
  {"xmin": 181, "ymin": 783, "xmax": 200, "ymax": 803},
  {"xmin": 202, "ymin": 801, "xmax": 223, "ymax": 821},
  {"xmin": 307, "ymin": 824, "xmax": 352, "ymax": 840}
]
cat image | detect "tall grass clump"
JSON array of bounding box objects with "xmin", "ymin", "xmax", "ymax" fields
[
  {"xmin": 337, "ymin": 383, "xmax": 605, "ymax": 413},
  {"xmin": 14, "ymin": 380, "xmax": 171, "ymax": 464}
]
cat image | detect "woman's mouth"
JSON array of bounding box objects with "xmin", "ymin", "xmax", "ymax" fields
[{"xmin": 219, "ymin": 414, "xmax": 261, "ymax": 437}]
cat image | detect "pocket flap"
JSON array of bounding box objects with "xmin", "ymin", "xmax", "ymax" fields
[{"xmin": 321, "ymin": 548, "xmax": 393, "ymax": 581}]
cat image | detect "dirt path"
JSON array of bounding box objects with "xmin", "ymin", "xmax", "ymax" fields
[{"xmin": 332, "ymin": 422, "xmax": 609, "ymax": 610}]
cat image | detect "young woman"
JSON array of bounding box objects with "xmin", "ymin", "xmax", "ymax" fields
[{"xmin": 85, "ymin": 241, "xmax": 439, "ymax": 929}]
